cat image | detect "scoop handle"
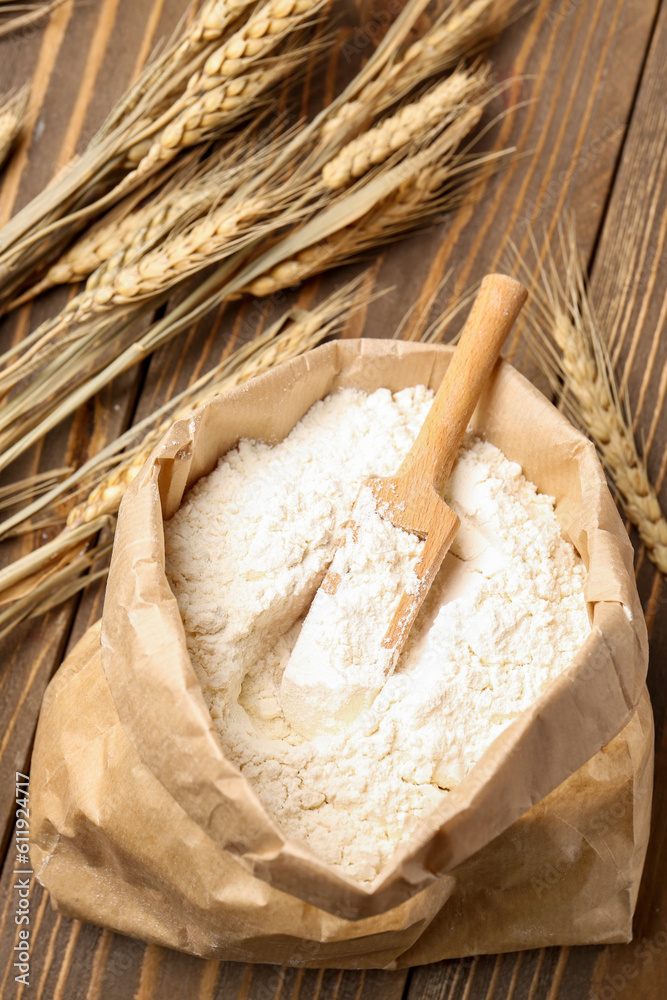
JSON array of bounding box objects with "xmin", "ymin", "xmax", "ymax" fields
[{"xmin": 398, "ymin": 273, "xmax": 527, "ymax": 495}]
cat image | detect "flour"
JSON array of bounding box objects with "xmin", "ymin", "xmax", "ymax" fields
[
  {"xmin": 280, "ymin": 484, "xmax": 424, "ymax": 739},
  {"xmin": 164, "ymin": 386, "xmax": 590, "ymax": 883}
]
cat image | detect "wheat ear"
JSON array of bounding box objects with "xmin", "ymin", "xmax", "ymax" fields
[
  {"xmin": 0, "ymin": 85, "xmax": 28, "ymax": 166},
  {"xmin": 403, "ymin": 0, "xmax": 518, "ymax": 69},
  {"xmin": 321, "ymin": 69, "xmax": 486, "ymax": 189},
  {"xmin": 519, "ymin": 224, "xmax": 667, "ymax": 576},
  {"xmin": 122, "ymin": 0, "xmax": 324, "ymax": 178},
  {"xmin": 96, "ymin": 0, "xmax": 259, "ymax": 140},
  {"xmin": 319, "ymin": 0, "xmax": 514, "ymax": 147},
  {"xmin": 0, "ymin": 69, "xmax": 483, "ymax": 398},
  {"xmin": 11, "ymin": 143, "xmax": 258, "ymax": 304},
  {"xmin": 247, "ymin": 102, "xmax": 488, "ymax": 296}
]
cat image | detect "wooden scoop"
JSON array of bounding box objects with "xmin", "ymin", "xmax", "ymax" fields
[
  {"xmin": 280, "ymin": 274, "xmax": 527, "ymax": 739},
  {"xmin": 368, "ymin": 272, "xmax": 527, "ymax": 660}
]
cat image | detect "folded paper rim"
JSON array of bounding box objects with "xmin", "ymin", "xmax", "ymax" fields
[{"xmin": 100, "ymin": 338, "xmax": 648, "ymax": 920}]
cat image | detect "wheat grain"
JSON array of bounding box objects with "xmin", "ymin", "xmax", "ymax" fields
[
  {"xmin": 171, "ymin": 0, "xmax": 261, "ymax": 65},
  {"xmin": 0, "ymin": 85, "xmax": 28, "ymax": 166},
  {"xmin": 520, "ymin": 225, "xmax": 667, "ymax": 576},
  {"xmin": 24, "ymin": 58, "xmax": 482, "ymax": 308}
]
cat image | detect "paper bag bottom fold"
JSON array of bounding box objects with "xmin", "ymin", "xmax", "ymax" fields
[{"xmin": 30, "ymin": 620, "xmax": 653, "ymax": 968}]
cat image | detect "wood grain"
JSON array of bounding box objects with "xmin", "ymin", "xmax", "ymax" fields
[
  {"xmin": 0, "ymin": 0, "xmax": 665, "ymax": 997},
  {"xmin": 573, "ymin": 3, "xmax": 667, "ymax": 997}
]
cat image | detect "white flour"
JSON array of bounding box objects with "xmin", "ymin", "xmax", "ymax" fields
[
  {"xmin": 164, "ymin": 386, "xmax": 590, "ymax": 883},
  {"xmin": 280, "ymin": 484, "xmax": 424, "ymax": 739}
]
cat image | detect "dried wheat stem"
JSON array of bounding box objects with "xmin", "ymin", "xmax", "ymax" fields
[
  {"xmin": 0, "ymin": 467, "xmax": 71, "ymax": 511},
  {"xmin": 0, "ymin": 537, "xmax": 113, "ymax": 639},
  {"xmin": 0, "ymin": 23, "xmax": 498, "ymax": 467},
  {"xmin": 0, "ymin": 85, "xmax": 28, "ymax": 166},
  {"xmin": 92, "ymin": 195, "xmax": 270, "ymax": 301},
  {"xmin": 0, "ymin": 515, "xmax": 113, "ymax": 595},
  {"xmin": 0, "ymin": 0, "xmax": 62, "ymax": 40},
  {"xmin": 124, "ymin": 60, "xmax": 291, "ymax": 169}
]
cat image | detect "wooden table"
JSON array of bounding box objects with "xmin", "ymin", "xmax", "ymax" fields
[{"xmin": 1, "ymin": 0, "xmax": 666, "ymax": 997}]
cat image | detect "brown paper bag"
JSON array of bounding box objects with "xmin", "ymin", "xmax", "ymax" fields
[{"xmin": 30, "ymin": 339, "xmax": 652, "ymax": 967}]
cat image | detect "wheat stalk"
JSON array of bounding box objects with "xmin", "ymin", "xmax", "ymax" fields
[
  {"xmin": 8, "ymin": 154, "xmax": 204, "ymax": 306},
  {"xmin": 0, "ymin": 85, "xmax": 28, "ymax": 167},
  {"xmin": 0, "ymin": 532, "xmax": 113, "ymax": 640},
  {"xmin": 518, "ymin": 223, "xmax": 667, "ymax": 576},
  {"xmin": 0, "ymin": 467, "xmax": 71, "ymax": 512}
]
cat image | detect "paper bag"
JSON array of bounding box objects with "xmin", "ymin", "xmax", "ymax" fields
[{"xmin": 30, "ymin": 339, "xmax": 652, "ymax": 967}]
